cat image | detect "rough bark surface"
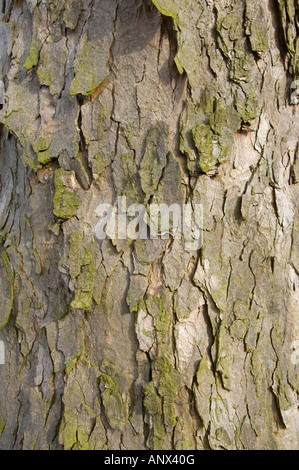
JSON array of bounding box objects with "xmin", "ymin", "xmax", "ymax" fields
[{"xmin": 0, "ymin": 0, "xmax": 298, "ymax": 450}]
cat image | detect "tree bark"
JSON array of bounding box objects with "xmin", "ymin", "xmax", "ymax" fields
[{"xmin": 0, "ymin": 0, "xmax": 298, "ymax": 450}]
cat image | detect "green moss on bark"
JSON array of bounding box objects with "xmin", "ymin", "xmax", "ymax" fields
[
  {"xmin": 33, "ymin": 137, "xmax": 58, "ymax": 165},
  {"xmin": 99, "ymin": 360, "xmax": 128, "ymax": 432},
  {"xmin": 24, "ymin": 37, "xmax": 42, "ymax": 70},
  {"xmin": 143, "ymin": 356, "xmax": 181, "ymax": 449},
  {"xmin": 0, "ymin": 251, "xmax": 14, "ymax": 329},
  {"xmin": 66, "ymin": 232, "xmax": 96, "ymax": 311},
  {"xmin": 152, "ymin": 0, "xmax": 179, "ymax": 18},
  {"xmin": 53, "ymin": 169, "xmax": 81, "ymax": 220},
  {"xmin": 70, "ymin": 36, "xmax": 110, "ymax": 97}
]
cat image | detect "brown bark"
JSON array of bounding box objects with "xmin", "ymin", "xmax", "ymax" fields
[{"xmin": 0, "ymin": 0, "xmax": 298, "ymax": 450}]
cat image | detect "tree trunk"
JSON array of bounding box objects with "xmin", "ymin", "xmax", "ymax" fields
[{"xmin": 0, "ymin": 0, "xmax": 298, "ymax": 450}]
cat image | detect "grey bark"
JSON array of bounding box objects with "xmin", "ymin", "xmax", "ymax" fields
[{"xmin": 0, "ymin": 0, "xmax": 298, "ymax": 450}]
